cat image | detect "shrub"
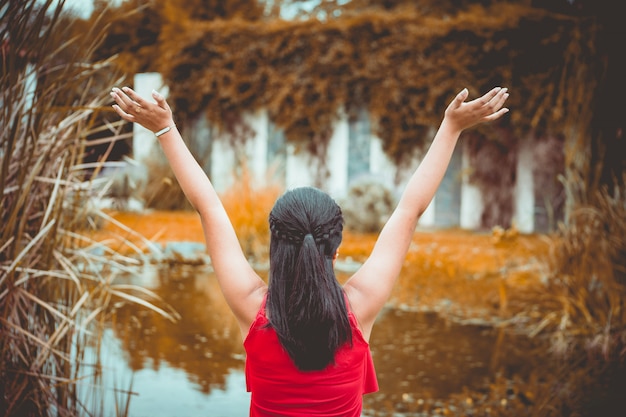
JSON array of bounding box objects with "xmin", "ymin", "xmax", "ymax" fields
[
  {"xmin": 220, "ymin": 163, "xmax": 282, "ymax": 264},
  {"xmin": 340, "ymin": 177, "xmax": 396, "ymax": 233},
  {"xmin": 544, "ymin": 177, "xmax": 626, "ymax": 360}
]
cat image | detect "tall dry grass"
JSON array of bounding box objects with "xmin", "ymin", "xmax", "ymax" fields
[
  {"xmin": 540, "ymin": 176, "xmax": 626, "ymax": 360},
  {"xmin": 0, "ymin": 1, "xmax": 176, "ymax": 416}
]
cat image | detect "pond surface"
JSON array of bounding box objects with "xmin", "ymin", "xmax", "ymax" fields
[{"xmin": 98, "ymin": 264, "xmax": 548, "ymax": 416}]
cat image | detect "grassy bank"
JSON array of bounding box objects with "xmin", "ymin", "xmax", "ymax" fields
[{"xmin": 0, "ymin": 2, "xmax": 176, "ymax": 416}]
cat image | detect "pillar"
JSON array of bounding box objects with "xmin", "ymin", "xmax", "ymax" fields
[
  {"xmin": 460, "ymin": 142, "xmax": 484, "ymax": 229},
  {"xmin": 514, "ymin": 139, "xmax": 535, "ymax": 233},
  {"xmin": 325, "ymin": 113, "xmax": 349, "ymax": 198}
]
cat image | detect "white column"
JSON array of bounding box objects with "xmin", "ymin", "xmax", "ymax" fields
[
  {"xmin": 369, "ymin": 135, "xmax": 396, "ymax": 190},
  {"xmin": 326, "ymin": 113, "xmax": 349, "ymax": 198},
  {"xmin": 286, "ymin": 143, "xmax": 314, "ymax": 189},
  {"xmin": 133, "ymin": 73, "xmax": 167, "ymax": 162},
  {"xmin": 460, "ymin": 142, "xmax": 483, "ymax": 229},
  {"xmin": 514, "ymin": 139, "xmax": 535, "ymax": 233},
  {"xmin": 129, "ymin": 73, "xmax": 168, "ymax": 196},
  {"xmin": 244, "ymin": 110, "xmax": 269, "ymax": 183},
  {"xmin": 210, "ymin": 131, "xmax": 236, "ymax": 193}
]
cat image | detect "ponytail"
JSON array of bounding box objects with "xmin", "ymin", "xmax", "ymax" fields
[{"xmin": 267, "ymin": 188, "xmax": 351, "ymax": 371}]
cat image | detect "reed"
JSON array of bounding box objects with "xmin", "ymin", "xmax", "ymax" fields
[
  {"xmin": 542, "ymin": 176, "xmax": 626, "ymax": 360},
  {"xmin": 0, "ymin": 1, "xmax": 176, "ymax": 416}
]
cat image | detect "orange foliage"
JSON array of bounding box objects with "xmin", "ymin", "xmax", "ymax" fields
[
  {"xmin": 86, "ymin": 1, "xmax": 599, "ymax": 166},
  {"xmin": 343, "ymin": 227, "xmax": 550, "ymax": 319},
  {"xmin": 155, "ymin": 3, "xmax": 597, "ymax": 165},
  {"xmin": 82, "ymin": 1, "xmax": 603, "ymax": 226},
  {"xmin": 93, "ymin": 211, "xmax": 550, "ymax": 323},
  {"xmin": 219, "ymin": 165, "xmax": 282, "ymax": 262}
]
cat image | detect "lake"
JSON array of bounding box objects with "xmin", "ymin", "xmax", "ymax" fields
[{"xmin": 93, "ymin": 263, "xmax": 548, "ymax": 416}]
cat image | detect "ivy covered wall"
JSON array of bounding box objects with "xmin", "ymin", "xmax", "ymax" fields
[{"xmin": 78, "ymin": 0, "xmax": 620, "ymax": 225}]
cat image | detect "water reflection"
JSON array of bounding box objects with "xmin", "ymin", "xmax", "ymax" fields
[
  {"xmin": 112, "ymin": 265, "xmax": 245, "ymax": 395},
  {"xmin": 107, "ymin": 264, "xmax": 546, "ymax": 416},
  {"xmin": 365, "ymin": 309, "xmax": 543, "ymax": 413}
]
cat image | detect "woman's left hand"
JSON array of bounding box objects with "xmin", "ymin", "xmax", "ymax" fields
[
  {"xmin": 110, "ymin": 87, "xmax": 175, "ymax": 134},
  {"xmin": 443, "ymin": 87, "xmax": 509, "ymax": 133}
]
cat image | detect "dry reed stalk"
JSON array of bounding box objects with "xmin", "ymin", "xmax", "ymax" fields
[
  {"xmin": 0, "ymin": 1, "xmax": 177, "ymax": 416},
  {"xmin": 541, "ymin": 177, "xmax": 626, "ymax": 360}
]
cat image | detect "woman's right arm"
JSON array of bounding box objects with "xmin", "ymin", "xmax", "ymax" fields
[
  {"xmin": 110, "ymin": 87, "xmax": 266, "ymax": 334},
  {"xmin": 343, "ymin": 87, "xmax": 509, "ymax": 340}
]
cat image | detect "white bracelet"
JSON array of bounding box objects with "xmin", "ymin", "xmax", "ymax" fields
[{"xmin": 155, "ymin": 124, "xmax": 175, "ymax": 137}]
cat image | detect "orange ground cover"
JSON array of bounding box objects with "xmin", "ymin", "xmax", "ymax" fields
[{"xmin": 92, "ymin": 210, "xmax": 206, "ymax": 252}]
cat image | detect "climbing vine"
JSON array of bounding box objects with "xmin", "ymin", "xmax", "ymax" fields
[
  {"xmin": 90, "ymin": 1, "xmax": 598, "ymax": 162},
  {"xmin": 83, "ymin": 0, "xmax": 605, "ymax": 225}
]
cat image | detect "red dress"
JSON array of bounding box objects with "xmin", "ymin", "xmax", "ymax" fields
[{"xmin": 243, "ymin": 295, "xmax": 378, "ymax": 416}]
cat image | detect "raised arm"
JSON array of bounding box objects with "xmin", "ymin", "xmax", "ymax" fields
[
  {"xmin": 110, "ymin": 87, "xmax": 266, "ymax": 334},
  {"xmin": 343, "ymin": 87, "xmax": 509, "ymax": 339}
]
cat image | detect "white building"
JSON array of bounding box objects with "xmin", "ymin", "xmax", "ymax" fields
[{"xmin": 132, "ymin": 73, "xmax": 540, "ymax": 233}]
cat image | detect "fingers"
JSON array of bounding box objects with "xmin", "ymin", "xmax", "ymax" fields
[
  {"xmin": 483, "ymin": 88, "xmax": 509, "ymax": 119},
  {"xmin": 111, "ymin": 87, "xmax": 137, "ymax": 109},
  {"xmin": 482, "ymin": 88, "xmax": 510, "ymax": 121},
  {"xmin": 483, "ymin": 107, "xmax": 509, "ymax": 122},
  {"xmin": 450, "ymin": 86, "xmax": 507, "ymax": 113},
  {"xmin": 121, "ymin": 86, "xmax": 147, "ymax": 108},
  {"xmin": 110, "ymin": 87, "xmax": 139, "ymax": 121},
  {"xmin": 111, "ymin": 86, "xmax": 169, "ymax": 113},
  {"xmin": 111, "ymin": 103, "xmax": 134, "ymax": 122},
  {"xmin": 110, "ymin": 89, "xmax": 136, "ymax": 122},
  {"xmin": 476, "ymin": 87, "xmax": 503, "ymax": 106},
  {"xmin": 151, "ymin": 89, "xmax": 170, "ymax": 111},
  {"xmin": 110, "ymin": 86, "xmax": 174, "ymax": 133},
  {"xmin": 473, "ymin": 87, "xmax": 508, "ymax": 118},
  {"xmin": 491, "ymin": 88, "xmax": 509, "ymax": 110},
  {"xmin": 486, "ymin": 87, "xmax": 508, "ymax": 107},
  {"xmin": 450, "ymin": 88, "xmax": 469, "ymax": 109}
]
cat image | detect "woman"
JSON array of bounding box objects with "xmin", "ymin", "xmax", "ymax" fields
[{"xmin": 110, "ymin": 85, "xmax": 509, "ymax": 416}]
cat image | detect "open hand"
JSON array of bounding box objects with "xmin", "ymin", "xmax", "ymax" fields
[
  {"xmin": 443, "ymin": 87, "xmax": 509, "ymax": 132},
  {"xmin": 110, "ymin": 87, "xmax": 174, "ymax": 134}
]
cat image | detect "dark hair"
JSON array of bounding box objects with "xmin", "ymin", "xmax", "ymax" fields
[{"xmin": 267, "ymin": 187, "xmax": 352, "ymax": 371}]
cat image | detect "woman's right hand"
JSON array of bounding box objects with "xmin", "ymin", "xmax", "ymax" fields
[{"xmin": 110, "ymin": 87, "xmax": 175, "ymax": 134}]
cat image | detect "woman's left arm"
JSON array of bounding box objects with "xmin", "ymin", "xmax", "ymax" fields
[
  {"xmin": 344, "ymin": 87, "xmax": 509, "ymax": 339},
  {"xmin": 110, "ymin": 87, "xmax": 266, "ymax": 333}
]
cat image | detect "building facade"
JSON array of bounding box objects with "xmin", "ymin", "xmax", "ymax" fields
[{"xmin": 133, "ymin": 73, "xmax": 545, "ymax": 233}]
